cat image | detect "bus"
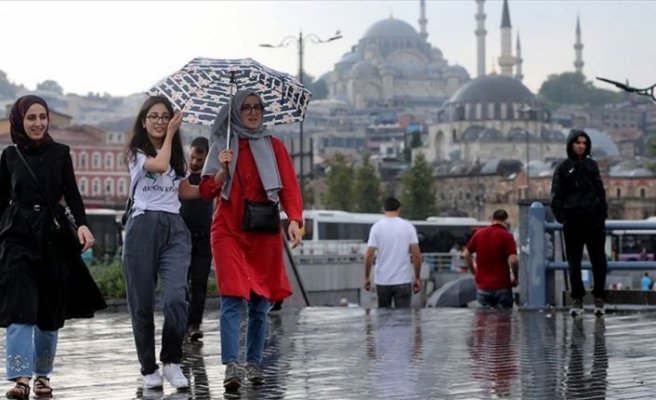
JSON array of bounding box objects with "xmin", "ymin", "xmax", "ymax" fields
[
  {"xmin": 86, "ymin": 208, "xmax": 124, "ymax": 260},
  {"xmin": 281, "ymin": 210, "xmax": 488, "ymax": 255},
  {"xmin": 607, "ymin": 219, "xmax": 656, "ymax": 261}
]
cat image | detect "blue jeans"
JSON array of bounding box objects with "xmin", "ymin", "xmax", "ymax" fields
[
  {"xmin": 477, "ymin": 288, "xmax": 514, "ymax": 309},
  {"xmin": 5, "ymin": 324, "xmax": 58, "ymax": 380},
  {"xmin": 220, "ymin": 293, "xmax": 269, "ymax": 365},
  {"xmin": 122, "ymin": 211, "xmax": 191, "ymax": 375}
]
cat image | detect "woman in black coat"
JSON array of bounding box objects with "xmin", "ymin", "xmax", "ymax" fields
[{"xmin": 0, "ymin": 95, "xmax": 106, "ymax": 399}]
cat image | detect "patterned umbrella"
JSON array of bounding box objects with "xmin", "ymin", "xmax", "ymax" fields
[{"xmin": 147, "ymin": 57, "xmax": 312, "ymax": 127}]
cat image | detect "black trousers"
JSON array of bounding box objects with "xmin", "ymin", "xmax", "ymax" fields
[
  {"xmin": 563, "ymin": 219, "xmax": 607, "ymax": 300},
  {"xmin": 187, "ymin": 233, "xmax": 212, "ymax": 327}
]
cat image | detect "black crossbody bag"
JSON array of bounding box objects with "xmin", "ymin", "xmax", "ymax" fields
[
  {"xmin": 14, "ymin": 146, "xmax": 82, "ymax": 253},
  {"xmin": 234, "ymin": 169, "xmax": 281, "ymax": 233}
]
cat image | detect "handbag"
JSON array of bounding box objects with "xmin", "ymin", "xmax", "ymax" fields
[
  {"xmin": 121, "ymin": 179, "xmax": 139, "ymax": 227},
  {"xmin": 14, "ymin": 146, "xmax": 82, "ymax": 253},
  {"xmin": 234, "ymin": 168, "xmax": 281, "ymax": 233}
]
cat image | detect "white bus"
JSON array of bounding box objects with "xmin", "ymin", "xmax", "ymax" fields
[{"xmin": 281, "ymin": 210, "xmax": 488, "ymax": 254}]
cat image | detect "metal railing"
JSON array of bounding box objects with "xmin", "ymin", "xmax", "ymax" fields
[{"xmin": 526, "ymin": 202, "xmax": 656, "ymax": 307}]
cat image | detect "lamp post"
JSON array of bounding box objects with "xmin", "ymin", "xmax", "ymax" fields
[
  {"xmin": 260, "ymin": 30, "xmax": 342, "ymax": 195},
  {"xmin": 520, "ymin": 104, "xmax": 534, "ymax": 199}
]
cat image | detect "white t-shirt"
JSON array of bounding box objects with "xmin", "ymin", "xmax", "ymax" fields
[
  {"xmin": 129, "ymin": 151, "xmax": 183, "ymax": 216},
  {"xmin": 367, "ymin": 216, "xmax": 419, "ymax": 285}
]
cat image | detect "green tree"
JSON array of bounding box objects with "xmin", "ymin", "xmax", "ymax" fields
[
  {"xmin": 36, "ymin": 79, "xmax": 64, "ymax": 95},
  {"xmin": 538, "ymin": 72, "xmax": 622, "ymax": 108},
  {"xmin": 302, "ymin": 178, "xmax": 315, "ymax": 209},
  {"xmin": 0, "ymin": 70, "xmax": 16, "ymax": 98},
  {"xmin": 322, "ymin": 153, "xmax": 354, "ymax": 211},
  {"xmin": 353, "ymin": 153, "xmax": 382, "ymax": 213},
  {"xmin": 400, "ymin": 153, "xmax": 437, "ymax": 219}
]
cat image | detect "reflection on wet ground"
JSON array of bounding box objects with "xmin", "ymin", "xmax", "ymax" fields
[{"xmin": 1, "ymin": 308, "xmax": 656, "ymax": 399}]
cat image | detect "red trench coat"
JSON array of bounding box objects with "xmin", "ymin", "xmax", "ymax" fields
[{"xmin": 199, "ymin": 137, "xmax": 303, "ymax": 301}]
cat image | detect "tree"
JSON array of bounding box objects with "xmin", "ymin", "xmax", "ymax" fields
[
  {"xmin": 353, "ymin": 153, "xmax": 383, "ymax": 213},
  {"xmin": 301, "ymin": 72, "xmax": 328, "ymax": 100},
  {"xmin": 322, "ymin": 153, "xmax": 354, "ymax": 211},
  {"xmin": 36, "ymin": 80, "xmax": 64, "ymax": 95},
  {"xmin": 301, "ymin": 178, "xmax": 315, "ymax": 209},
  {"xmin": 0, "ymin": 70, "xmax": 16, "ymax": 98},
  {"xmin": 400, "ymin": 153, "xmax": 437, "ymax": 220},
  {"xmin": 538, "ymin": 72, "xmax": 622, "ymax": 108}
]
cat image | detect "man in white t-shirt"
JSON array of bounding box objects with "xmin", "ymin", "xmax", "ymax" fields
[{"xmin": 364, "ymin": 197, "xmax": 422, "ymax": 308}]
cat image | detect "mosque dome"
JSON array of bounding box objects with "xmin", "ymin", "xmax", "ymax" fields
[
  {"xmin": 352, "ymin": 60, "xmax": 379, "ymax": 77},
  {"xmin": 362, "ymin": 18, "xmax": 420, "ymax": 39},
  {"xmin": 443, "ymin": 65, "xmax": 470, "ymax": 80},
  {"xmin": 336, "ymin": 51, "xmax": 362, "ymax": 66},
  {"xmin": 449, "ymin": 74, "xmax": 537, "ymax": 104}
]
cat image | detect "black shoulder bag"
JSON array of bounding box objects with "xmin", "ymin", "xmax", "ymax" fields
[
  {"xmin": 234, "ymin": 168, "xmax": 281, "ymax": 233},
  {"xmin": 14, "ymin": 146, "xmax": 82, "ymax": 253},
  {"xmin": 121, "ymin": 178, "xmax": 139, "ymax": 227}
]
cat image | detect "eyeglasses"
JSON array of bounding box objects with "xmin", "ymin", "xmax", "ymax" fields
[
  {"xmin": 240, "ymin": 104, "xmax": 264, "ymax": 114},
  {"xmin": 146, "ymin": 114, "xmax": 171, "ymax": 123}
]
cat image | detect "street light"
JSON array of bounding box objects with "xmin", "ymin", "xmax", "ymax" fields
[
  {"xmin": 260, "ymin": 30, "xmax": 342, "ymax": 194},
  {"xmin": 519, "ymin": 104, "xmax": 534, "ymax": 199}
]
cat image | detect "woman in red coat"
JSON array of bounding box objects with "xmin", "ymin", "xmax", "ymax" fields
[{"xmin": 199, "ymin": 90, "xmax": 303, "ymax": 393}]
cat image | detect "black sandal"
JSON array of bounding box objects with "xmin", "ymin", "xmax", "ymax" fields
[
  {"xmin": 5, "ymin": 381, "xmax": 30, "ymax": 400},
  {"xmin": 33, "ymin": 376, "xmax": 52, "ymax": 397}
]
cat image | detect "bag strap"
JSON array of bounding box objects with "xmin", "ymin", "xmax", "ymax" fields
[{"xmin": 13, "ymin": 146, "xmax": 61, "ymax": 225}]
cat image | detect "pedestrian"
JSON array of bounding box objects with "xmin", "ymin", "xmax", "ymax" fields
[
  {"xmin": 463, "ymin": 209, "xmax": 518, "ymax": 309},
  {"xmin": 641, "ymin": 273, "xmax": 652, "ymax": 291},
  {"xmin": 122, "ymin": 96, "xmax": 200, "ymax": 390},
  {"xmin": 0, "ymin": 95, "xmax": 105, "ymax": 399},
  {"xmin": 363, "ymin": 197, "xmax": 422, "ymax": 308},
  {"xmin": 550, "ymin": 128, "xmax": 608, "ymax": 317},
  {"xmin": 180, "ymin": 136, "xmax": 213, "ymax": 342},
  {"xmin": 199, "ymin": 90, "xmax": 303, "ymax": 392}
]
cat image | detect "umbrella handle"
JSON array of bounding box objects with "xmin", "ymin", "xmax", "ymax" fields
[{"xmin": 225, "ymin": 72, "xmax": 237, "ymax": 150}]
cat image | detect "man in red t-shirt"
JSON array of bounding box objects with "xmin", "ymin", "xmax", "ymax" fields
[{"xmin": 463, "ymin": 209, "xmax": 519, "ymax": 309}]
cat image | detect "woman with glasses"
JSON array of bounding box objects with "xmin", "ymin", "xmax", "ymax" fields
[
  {"xmin": 199, "ymin": 90, "xmax": 303, "ymax": 393},
  {"xmin": 123, "ymin": 96, "xmax": 199, "ymax": 390},
  {"xmin": 0, "ymin": 95, "xmax": 105, "ymax": 399}
]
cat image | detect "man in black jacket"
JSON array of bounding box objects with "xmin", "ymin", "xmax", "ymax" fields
[{"xmin": 550, "ymin": 129, "xmax": 608, "ymax": 317}]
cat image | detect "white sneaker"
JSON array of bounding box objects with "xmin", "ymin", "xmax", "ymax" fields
[
  {"xmin": 162, "ymin": 363, "xmax": 189, "ymax": 389},
  {"xmin": 143, "ymin": 370, "xmax": 163, "ymax": 389}
]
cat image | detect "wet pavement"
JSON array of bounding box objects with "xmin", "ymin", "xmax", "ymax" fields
[{"xmin": 2, "ymin": 308, "xmax": 656, "ymax": 399}]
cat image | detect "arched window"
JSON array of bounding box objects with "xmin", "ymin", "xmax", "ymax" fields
[
  {"xmin": 79, "ymin": 178, "xmax": 88, "ymax": 196},
  {"xmin": 640, "ymin": 188, "xmax": 646, "ymax": 198},
  {"xmin": 92, "ymin": 178, "xmax": 101, "ymax": 196},
  {"xmin": 105, "ymin": 178, "xmax": 114, "ymax": 195},
  {"xmin": 117, "ymin": 153, "xmax": 125, "ymax": 169},
  {"xmin": 105, "ymin": 153, "xmax": 114, "ymax": 169},
  {"xmin": 79, "ymin": 152, "xmax": 88, "ymax": 169},
  {"xmin": 92, "ymin": 152, "xmax": 101, "ymax": 169},
  {"xmin": 616, "ymin": 188, "xmax": 622, "ymax": 198},
  {"xmin": 118, "ymin": 178, "xmax": 127, "ymax": 196}
]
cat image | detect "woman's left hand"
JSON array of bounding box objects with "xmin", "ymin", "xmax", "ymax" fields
[
  {"xmin": 288, "ymin": 220, "xmax": 302, "ymax": 249},
  {"xmin": 78, "ymin": 225, "xmax": 95, "ymax": 253}
]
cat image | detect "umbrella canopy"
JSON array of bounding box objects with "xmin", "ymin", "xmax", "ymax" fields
[
  {"xmin": 427, "ymin": 276, "xmax": 477, "ymax": 308},
  {"xmin": 147, "ymin": 57, "xmax": 312, "ymax": 127}
]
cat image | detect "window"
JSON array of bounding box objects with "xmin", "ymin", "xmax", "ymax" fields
[
  {"xmin": 640, "ymin": 188, "xmax": 646, "ymax": 198},
  {"xmin": 616, "ymin": 188, "xmax": 622, "ymax": 198},
  {"xmin": 92, "ymin": 178, "xmax": 101, "ymax": 196},
  {"xmin": 92, "ymin": 152, "xmax": 101, "ymax": 169},
  {"xmin": 105, "ymin": 153, "xmax": 114, "ymax": 169},
  {"xmin": 118, "ymin": 179, "xmax": 127, "ymax": 196},
  {"xmin": 79, "ymin": 178, "xmax": 88, "ymax": 196},
  {"xmin": 105, "ymin": 179, "xmax": 114, "ymax": 195},
  {"xmin": 117, "ymin": 153, "xmax": 125, "ymax": 169},
  {"xmin": 79, "ymin": 153, "xmax": 88, "ymax": 169}
]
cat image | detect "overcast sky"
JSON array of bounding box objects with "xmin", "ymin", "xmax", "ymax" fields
[{"xmin": 2, "ymin": 1, "xmax": 655, "ymax": 97}]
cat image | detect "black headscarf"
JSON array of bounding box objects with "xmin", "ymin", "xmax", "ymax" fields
[{"xmin": 9, "ymin": 95, "xmax": 54, "ymax": 151}]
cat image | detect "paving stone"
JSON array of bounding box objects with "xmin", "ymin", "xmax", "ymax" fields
[{"xmin": 1, "ymin": 308, "xmax": 656, "ymax": 399}]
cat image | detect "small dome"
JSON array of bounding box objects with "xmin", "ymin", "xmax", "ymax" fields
[
  {"xmin": 352, "ymin": 60, "xmax": 379, "ymax": 77},
  {"xmin": 337, "ymin": 51, "xmax": 362, "ymax": 65},
  {"xmin": 443, "ymin": 65, "xmax": 470, "ymax": 80},
  {"xmin": 449, "ymin": 74, "xmax": 537, "ymax": 104},
  {"xmin": 362, "ymin": 18, "xmax": 420, "ymax": 39},
  {"xmin": 479, "ymin": 128, "xmax": 503, "ymax": 140}
]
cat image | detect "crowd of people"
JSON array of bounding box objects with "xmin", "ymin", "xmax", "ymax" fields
[{"xmin": 0, "ymin": 91, "xmax": 303, "ymax": 398}]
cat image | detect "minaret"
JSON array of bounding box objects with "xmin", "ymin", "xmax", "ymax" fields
[
  {"xmin": 475, "ymin": 0, "xmax": 486, "ymax": 77},
  {"xmin": 574, "ymin": 15, "xmax": 584, "ymax": 74},
  {"xmin": 419, "ymin": 0, "xmax": 428, "ymax": 41},
  {"xmin": 498, "ymin": 0, "xmax": 514, "ymax": 76},
  {"xmin": 515, "ymin": 33, "xmax": 524, "ymax": 82}
]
